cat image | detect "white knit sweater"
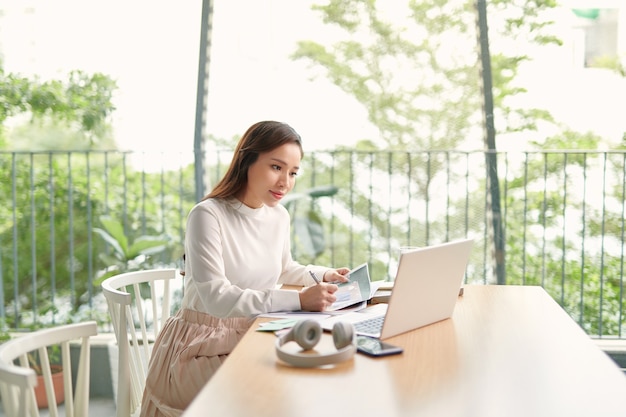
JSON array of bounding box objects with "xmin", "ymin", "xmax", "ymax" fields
[{"xmin": 181, "ymin": 198, "xmax": 329, "ymax": 318}]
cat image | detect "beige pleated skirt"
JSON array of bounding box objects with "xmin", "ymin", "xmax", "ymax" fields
[{"xmin": 140, "ymin": 309, "xmax": 254, "ymax": 417}]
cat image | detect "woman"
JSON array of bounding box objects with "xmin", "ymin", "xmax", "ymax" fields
[{"xmin": 140, "ymin": 121, "xmax": 349, "ymax": 417}]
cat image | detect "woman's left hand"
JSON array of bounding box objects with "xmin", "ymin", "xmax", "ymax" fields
[{"xmin": 323, "ymin": 268, "xmax": 350, "ymax": 283}]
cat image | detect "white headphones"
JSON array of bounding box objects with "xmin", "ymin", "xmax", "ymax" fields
[{"xmin": 275, "ymin": 320, "xmax": 356, "ymax": 368}]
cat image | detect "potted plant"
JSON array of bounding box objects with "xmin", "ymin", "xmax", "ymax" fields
[{"xmin": 28, "ymin": 345, "xmax": 65, "ymax": 408}]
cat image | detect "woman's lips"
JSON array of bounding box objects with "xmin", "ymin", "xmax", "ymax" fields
[{"xmin": 270, "ymin": 191, "xmax": 284, "ymax": 200}]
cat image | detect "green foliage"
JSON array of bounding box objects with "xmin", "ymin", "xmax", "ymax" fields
[
  {"xmin": 0, "ymin": 58, "xmax": 178, "ymax": 331},
  {"xmin": 587, "ymin": 54, "xmax": 626, "ymax": 77},
  {"xmin": 28, "ymin": 345, "xmax": 62, "ymax": 374},
  {"xmin": 304, "ymin": 6, "xmax": 497, "ymax": 204},
  {"xmin": 0, "ymin": 63, "xmax": 117, "ymax": 148},
  {"xmin": 0, "ymin": 319, "xmax": 10, "ymax": 344},
  {"xmin": 9, "ymin": 118, "xmax": 117, "ymax": 151},
  {"xmin": 1, "ymin": 153, "xmax": 97, "ymax": 328},
  {"xmin": 291, "ymin": 0, "xmax": 565, "ymax": 205},
  {"xmin": 0, "ymin": 151, "xmax": 196, "ymax": 329},
  {"xmin": 291, "ymin": 0, "xmax": 561, "ymax": 278},
  {"xmin": 498, "ymin": 130, "xmax": 626, "ymax": 335},
  {"xmin": 93, "ymin": 215, "xmax": 170, "ymax": 284},
  {"xmin": 282, "ymin": 185, "xmax": 339, "ymax": 263},
  {"xmin": 289, "ymin": 2, "xmax": 626, "ymax": 336}
]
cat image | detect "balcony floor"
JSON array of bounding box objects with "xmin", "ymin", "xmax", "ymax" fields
[{"xmin": 0, "ymin": 397, "xmax": 116, "ymax": 416}]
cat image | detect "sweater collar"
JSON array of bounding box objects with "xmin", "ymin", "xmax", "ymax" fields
[{"xmin": 226, "ymin": 198, "xmax": 267, "ymax": 218}]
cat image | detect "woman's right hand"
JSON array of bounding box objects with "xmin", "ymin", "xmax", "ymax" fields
[{"xmin": 299, "ymin": 283, "xmax": 339, "ymax": 312}]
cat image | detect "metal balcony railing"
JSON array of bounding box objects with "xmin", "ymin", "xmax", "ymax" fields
[{"xmin": 1, "ymin": 149, "xmax": 625, "ymax": 339}]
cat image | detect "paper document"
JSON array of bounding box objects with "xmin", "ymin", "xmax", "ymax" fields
[
  {"xmin": 263, "ymin": 264, "xmax": 386, "ymax": 316},
  {"xmin": 258, "ymin": 311, "xmax": 332, "ymax": 320},
  {"xmin": 326, "ymin": 263, "xmax": 378, "ymax": 311},
  {"xmin": 327, "ymin": 281, "xmax": 363, "ymax": 311}
]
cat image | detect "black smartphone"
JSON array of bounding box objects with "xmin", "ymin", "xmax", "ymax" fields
[{"xmin": 356, "ymin": 335, "xmax": 403, "ymax": 357}]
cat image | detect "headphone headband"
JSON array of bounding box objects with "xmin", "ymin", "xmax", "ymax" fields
[{"xmin": 275, "ymin": 320, "xmax": 356, "ymax": 368}]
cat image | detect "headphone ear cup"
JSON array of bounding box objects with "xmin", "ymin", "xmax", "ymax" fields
[
  {"xmin": 293, "ymin": 320, "xmax": 322, "ymax": 350},
  {"xmin": 332, "ymin": 321, "xmax": 355, "ymax": 350}
]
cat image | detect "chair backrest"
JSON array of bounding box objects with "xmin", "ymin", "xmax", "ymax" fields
[
  {"xmin": 101, "ymin": 268, "xmax": 179, "ymax": 417},
  {"xmin": 0, "ymin": 321, "xmax": 98, "ymax": 417}
]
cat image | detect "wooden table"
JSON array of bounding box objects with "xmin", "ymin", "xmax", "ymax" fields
[{"xmin": 182, "ymin": 285, "xmax": 626, "ymax": 417}]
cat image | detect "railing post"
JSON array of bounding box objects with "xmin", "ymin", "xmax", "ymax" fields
[
  {"xmin": 476, "ymin": 0, "xmax": 505, "ymax": 284},
  {"xmin": 193, "ymin": 0, "xmax": 214, "ymax": 201}
]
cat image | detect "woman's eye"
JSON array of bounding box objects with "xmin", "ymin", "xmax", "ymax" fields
[
  {"xmin": 272, "ymin": 165, "xmax": 281, "ymax": 171},
  {"xmin": 290, "ymin": 172, "xmax": 298, "ymax": 177}
]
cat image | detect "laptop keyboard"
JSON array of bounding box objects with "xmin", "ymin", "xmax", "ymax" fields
[{"xmin": 354, "ymin": 315, "xmax": 385, "ymax": 334}]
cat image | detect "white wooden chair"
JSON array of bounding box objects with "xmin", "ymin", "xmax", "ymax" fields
[
  {"xmin": 101, "ymin": 268, "xmax": 179, "ymax": 417},
  {"xmin": 0, "ymin": 321, "xmax": 98, "ymax": 417}
]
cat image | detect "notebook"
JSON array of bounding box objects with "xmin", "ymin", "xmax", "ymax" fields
[{"xmin": 320, "ymin": 238, "xmax": 474, "ymax": 339}]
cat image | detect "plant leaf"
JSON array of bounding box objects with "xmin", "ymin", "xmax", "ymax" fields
[
  {"xmin": 128, "ymin": 236, "xmax": 169, "ymax": 259},
  {"xmin": 306, "ymin": 185, "xmax": 338, "ymax": 198},
  {"xmin": 93, "ymin": 227, "xmax": 125, "ymax": 258},
  {"xmin": 98, "ymin": 216, "xmax": 129, "ymax": 255},
  {"xmin": 293, "ymin": 212, "xmax": 325, "ymax": 258}
]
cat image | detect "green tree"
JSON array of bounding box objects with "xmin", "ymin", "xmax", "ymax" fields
[
  {"xmin": 290, "ymin": 0, "xmax": 562, "ymax": 276},
  {"xmin": 0, "ymin": 62, "xmax": 117, "ymax": 149},
  {"xmin": 288, "ymin": 1, "xmax": 626, "ymax": 337},
  {"xmin": 293, "ymin": 0, "xmax": 560, "ymax": 148},
  {"xmin": 501, "ymin": 131, "xmax": 626, "ymax": 334}
]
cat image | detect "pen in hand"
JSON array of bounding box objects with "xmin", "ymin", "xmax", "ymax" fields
[{"xmin": 308, "ymin": 270, "xmax": 321, "ymax": 285}]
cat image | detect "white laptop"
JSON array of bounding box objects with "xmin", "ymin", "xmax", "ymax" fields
[{"xmin": 320, "ymin": 238, "xmax": 474, "ymax": 339}]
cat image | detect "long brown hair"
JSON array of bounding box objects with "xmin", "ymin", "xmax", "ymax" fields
[{"xmin": 203, "ymin": 121, "xmax": 303, "ymax": 201}]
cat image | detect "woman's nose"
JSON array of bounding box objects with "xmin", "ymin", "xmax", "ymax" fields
[{"xmin": 278, "ymin": 172, "xmax": 290, "ymax": 188}]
